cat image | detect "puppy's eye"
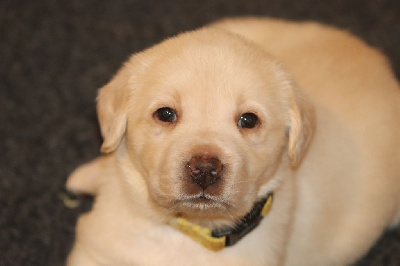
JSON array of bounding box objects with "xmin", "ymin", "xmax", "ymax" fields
[
  {"xmin": 238, "ymin": 113, "xmax": 259, "ymax": 128},
  {"xmin": 155, "ymin": 107, "xmax": 177, "ymax": 123}
]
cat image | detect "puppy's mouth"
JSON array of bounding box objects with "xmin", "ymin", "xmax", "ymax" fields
[
  {"xmin": 169, "ymin": 193, "xmax": 235, "ymax": 226},
  {"xmin": 174, "ymin": 193, "xmax": 229, "ymax": 211}
]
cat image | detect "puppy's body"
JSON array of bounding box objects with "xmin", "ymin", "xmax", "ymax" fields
[
  {"xmin": 67, "ymin": 18, "xmax": 400, "ymax": 265},
  {"xmin": 214, "ymin": 18, "xmax": 400, "ymax": 265}
]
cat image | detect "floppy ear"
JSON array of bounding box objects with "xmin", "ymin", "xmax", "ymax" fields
[
  {"xmin": 287, "ymin": 88, "xmax": 316, "ymax": 167},
  {"xmin": 97, "ymin": 67, "xmax": 131, "ymax": 153}
]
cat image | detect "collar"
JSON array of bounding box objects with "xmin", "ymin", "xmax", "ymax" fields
[{"xmin": 168, "ymin": 193, "xmax": 273, "ymax": 251}]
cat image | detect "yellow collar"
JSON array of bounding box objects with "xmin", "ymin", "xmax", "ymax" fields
[{"xmin": 168, "ymin": 193, "xmax": 273, "ymax": 251}]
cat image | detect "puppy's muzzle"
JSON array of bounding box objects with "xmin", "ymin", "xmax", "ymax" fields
[{"xmin": 186, "ymin": 156, "xmax": 223, "ymax": 190}]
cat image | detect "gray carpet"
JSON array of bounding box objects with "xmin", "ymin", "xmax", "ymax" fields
[{"xmin": 1, "ymin": 0, "xmax": 399, "ymax": 265}]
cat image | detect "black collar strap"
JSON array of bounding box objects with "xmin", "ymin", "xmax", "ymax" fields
[{"xmin": 168, "ymin": 193, "xmax": 273, "ymax": 251}]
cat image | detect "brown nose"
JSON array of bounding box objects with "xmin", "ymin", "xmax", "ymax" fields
[{"xmin": 187, "ymin": 156, "xmax": 223, "ymax": 190}]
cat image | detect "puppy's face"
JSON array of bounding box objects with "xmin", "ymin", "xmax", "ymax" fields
[{"xmin": 97, "ymin": 29, "xmax": 313, "ymax": 227}]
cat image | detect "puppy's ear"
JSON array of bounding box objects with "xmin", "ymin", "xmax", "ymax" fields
[
  {"xmin": 97, "ymin": 67, "xmax": 130, "ymax": 153},
  {"xmin": 287, "ymin": 88, "xmax": 316, "ymax": 167}
]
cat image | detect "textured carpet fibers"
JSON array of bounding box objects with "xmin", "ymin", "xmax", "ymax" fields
[{"xmin": 1, "ymin": 1, "xmax": 399, "ymax": 265}]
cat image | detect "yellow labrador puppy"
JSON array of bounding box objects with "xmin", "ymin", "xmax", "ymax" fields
[{"xmin": 66, "ymin": 17, "xmax": 400, "ymax": 266}]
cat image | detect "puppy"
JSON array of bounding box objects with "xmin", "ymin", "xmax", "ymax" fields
[{"xmin": 66, "ymin": 17, "xmax": 400, "ymax": 266}]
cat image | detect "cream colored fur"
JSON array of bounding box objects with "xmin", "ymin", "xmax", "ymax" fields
[{"xmin": 66, "ymin": 17, "xmax": 400, "ymax": 266}]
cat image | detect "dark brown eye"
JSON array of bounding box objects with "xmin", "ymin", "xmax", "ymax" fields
[
  {"xmin": 155, "ymin": 107, "xmax": 177, "ymax": 123},
  {"xmin": 238, "ymin": 113, "xmax": 259, "ymax": 128}
]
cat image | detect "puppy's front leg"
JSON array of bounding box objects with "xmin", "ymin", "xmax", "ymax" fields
[{"xmin": 66, "ymin": 156, "xmax": 110, "ymax": 196}]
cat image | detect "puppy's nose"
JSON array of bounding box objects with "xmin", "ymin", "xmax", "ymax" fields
[{"xmin": 187, "ymin": 156, "xmax": 223, "ymax": 190}]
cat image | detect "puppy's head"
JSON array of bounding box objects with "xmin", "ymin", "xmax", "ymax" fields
[{"xmin": 97, "ymin": 29, "xmax": 314, "ymax": 227}]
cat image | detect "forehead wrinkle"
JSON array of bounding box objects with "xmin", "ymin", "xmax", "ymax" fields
[{"xmin": 162, "ymin": 61, "xmax": 278, "ymax": 128}]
